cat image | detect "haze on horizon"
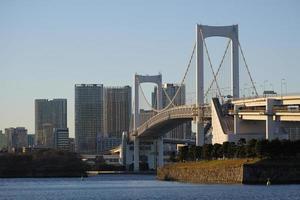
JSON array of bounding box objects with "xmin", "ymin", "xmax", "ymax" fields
[{"xmin": 0, "ymin": 0, "xmax": 300, "ymax": 137}]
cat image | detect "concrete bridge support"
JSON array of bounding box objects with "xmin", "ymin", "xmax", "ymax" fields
[
  {"xmin": 266, "ymin": 98, "xmax": 277, "ymax": 140},
  {"xmin": 234, "ymin": 104, "xmax": 243, "ymax": 134},
  {"xmin": 133, "ymin": 137, "xmax": 139, "ymax": 172},
  {"xmin": 157, "ymin": 136, "xmax": 164, "ymax": 168}
]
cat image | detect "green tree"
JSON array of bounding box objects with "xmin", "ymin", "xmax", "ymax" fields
[
  {"xmin": 202, "ymin": 144, "xmax": 213, "ymax": 160},
  {"xmin": 212, "ymin": 143, "xmax": 223, "ymax": 159},
  {"xmin": 246, "ymin": 139, "xmax": 257, "ymax": 158},
  {"xmin": 255, "ymin": 139, "xmax": 269, "ymax": 158},
  {"xmin": 267, "ymin": 139, "xmax": 282, "ymax": 159},
  {"xmin": 178, "ymin": 146, "xmax": 189, "ymax": 162},
  {"xmin": 195, "ymin": 146, "xmax": 202, "ymax": 160},
  {"xmin": 188, "ymin": 145, "xmax": 197, "ymax": 161}
]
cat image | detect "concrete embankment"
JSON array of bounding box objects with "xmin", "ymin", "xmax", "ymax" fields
[{"xmin": 157, "ymin": 159, "xmax": 300, "ymax": 184}]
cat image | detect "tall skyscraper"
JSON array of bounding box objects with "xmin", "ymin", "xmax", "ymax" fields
[
  {"xmin": 75, "ymin": 84, "xmax": 104, "ymax": 154},
  {"xmin": 152, "ymin": 83, "xmax": 191, "ymax": 139},
  {"xmin": 35, "ymin": 99, "xmax": 67, "ymax": 147},
  {"xmin": 5, "ymin": 127, "xmax": 28, "ymax": 152},
  {"xmin": 104, "ymin": 86, "xmax": 131, "ymax": 138}
]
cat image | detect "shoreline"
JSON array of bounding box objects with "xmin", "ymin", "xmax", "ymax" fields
[{"xmin": 157, "ymin": 159, "xmax": 300, "ymax": 185}]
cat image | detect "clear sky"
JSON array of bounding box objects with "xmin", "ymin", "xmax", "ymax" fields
[{"xmin": 1, "ymin": 0, "xmax": 300, "ymax": 137}]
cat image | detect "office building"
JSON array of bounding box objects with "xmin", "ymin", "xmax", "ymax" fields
[
  {"xmin": 69, "ymin": 138, "xmax": 75, "ymax": 152},
  {"xmin": 27, "ymin": 134, "xmax": 35, "ymax": 148},
  {"xmin": 104, "ymin": 86, "xmax": 131, "ymax": 139},
  {"xmin": 97, "ymin": 137, "xmax": 122, "ymax": 153},
  {"xmin": 5, "ymin": 127, "xmax": 28, "ymax": 152},
  {"xmin": 75, "ymin": 84, "xmax": 104, "ymax": 154},
  {"xmin": 152, "ymin": 83, "xmax": 191, "ymax": 139},
  {"xmin": 0, "ymin": 130, "xmax": 7, "ymax": 150},
  {"xmin": 35, "ymin": 99, "xmax": 67, "ymax": 147},
  {"xmin": 42, "ymin": 123, "xmax": 54, "ymax": 148},
  {"xmin": 54, "ymin": 128, "xmax": 69, "ymax": 151}
]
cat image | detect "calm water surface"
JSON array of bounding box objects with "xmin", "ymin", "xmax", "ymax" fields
[{"xmin": 0, "ymin": 175, "xmax": 299, "ymax": 200}]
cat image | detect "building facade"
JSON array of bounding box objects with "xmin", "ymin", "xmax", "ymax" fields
[
  {"xmin": 104, "ymin": 86, "xmax": 131, "ymax": 139},
  {"xmin": 35, "ymin": 99, "xmax": 67, "ymax": 147},
  {"xmin": 75, "ymin": 84, "xmax": 104, "ymax": 154},
  {"xmin": 0, "ymin": 130, "xmax": 7, "ymax": 150},
  {"xmin": 5, "ymin": 127, "xmax": 28, "ymax": 152},
  {"xmin": 54, "ymin": 128, "xmax": 69, "ymax": 151},
  {"xmin": 27, "ymin": 134, "xmax": 35, "ymax": 148}
]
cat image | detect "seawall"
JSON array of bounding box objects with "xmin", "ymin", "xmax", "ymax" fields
[{"xmin": 157, "ymin": 159, "xmax": 300, "ymax": 184}]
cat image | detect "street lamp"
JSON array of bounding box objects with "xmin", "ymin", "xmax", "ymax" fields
[{"xmin": 281, "ymin": 78, "xmax": 285, "ymax": 97}]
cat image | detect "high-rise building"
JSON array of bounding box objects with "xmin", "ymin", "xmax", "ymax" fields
[
  {"xmin": 5, "ymin": 127, "xmax": 28, "ymax": 152},
  {"xmin": 42, "ymin": 123, "xmax": 54, "ymax": 148},
  {"xmin": 75, "ymin": 84, "xmax": 104, "ymax": 154},
  {"xmin": 0, "ymin": 130, "xmax": 7, "ymax": 150},
  {"xmin": 152, "ymin": 83, "xmax": 191, "ymax": 139},
  {"xmin": 104, "ymin": 86, "xmax": 131, "ymax": 139},
  {"xmin": 69, "ymin": 138, "xmax": 75, "ymax": 152},
  {"xmin": 54, "ymin": 128, "xmax": 69, "ymax": 151},
  {"xmin": 35, "ymin": 99, "xmax": 67, "ymax": 147},
  {"xmin": 27, "ymin": 134, "xmax": 35, "ymax": 148}
]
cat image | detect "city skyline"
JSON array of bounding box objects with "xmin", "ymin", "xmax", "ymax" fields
[{"xmin": 1, "ymin": 0, "xmax": 300, "ymax": 137}]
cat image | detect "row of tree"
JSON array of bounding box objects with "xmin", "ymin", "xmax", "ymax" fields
[
  {"xmin": 0, "ymin": 149, "xmax": 88, "ymax": 177},
  {"xmin": 176, "ymin": 139, "xmax": 300, "ymax": 162}
]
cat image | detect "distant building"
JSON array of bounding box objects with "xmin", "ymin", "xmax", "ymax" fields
[
  {"xmin": 35, "ymin": 99, "xmax": 67, "ymax": 147},
  {"xmin": 97, "ymin": 137, "xmax": 122, "ymax": 153},
  {"xmin": 27, "ymin": 134, "xmax": 35, "ymax": 148},
  {"xmin": 152, "ymin": 83, "xmax": 191, "ymax": 139},
  {"xmin": 69, "ymin": 138, "xmax": 75, "ymax": 152},
  {"xmin": 104, "ymin": 86, "xmax": 131, "ymax": 139},
  {"xmin": 75, "ymin": 84, "xmax": 104, "ymax": 154},
  {"xmin": 0, "ymin": 130, "xmax": 7, "ymax": 150},
  {"xmin": 139, "ymin": 109, "xmax": 156, "ymax": 125},
  {"xmin": 54, "ymin": 128, "xmax": 69, "ymax": 151},
  {"xmin": 5, "ymin": 127, "xmax": 28, "ymax": 152},
  {"xmin": 42, "ymin": 123, "xmax": 54, "ymax": 148}
]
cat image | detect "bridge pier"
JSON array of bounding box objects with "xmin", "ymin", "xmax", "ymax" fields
[
  {"xmin": 134, "ymin": 137, "xmax": 139, "ymax": 172},
  {"xmin": 195, "ymin": 119, "xmax": 205, "ymax": 146},
  {"xmin": 157, "ymin": 136, "xmax": 164, "ymax": 168},
  {"xmin": 234, "ymin": 104, "xmax": 242, "ymax": 134},
  {"xmin": 266, "ymin": 98, "xmax": 278, "ymax": 141}
]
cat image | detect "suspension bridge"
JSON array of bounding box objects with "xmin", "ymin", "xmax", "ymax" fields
[{"xmin": 118, "ymin": 24, "xmax": 300, "ymax": 171}]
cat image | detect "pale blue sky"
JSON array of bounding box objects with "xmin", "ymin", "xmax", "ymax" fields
[{"xmin": 0, "ymin": 0, "xmax": 300, "ymax": 137}]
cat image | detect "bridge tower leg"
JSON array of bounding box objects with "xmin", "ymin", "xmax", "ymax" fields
[
  {"xmin": 196, "ymin": 24, "xmax": 205, "ymax": 146},
  {"xmin": 134, "ymin": 74, "xmax": 140, "ymax": 171},
  {"xmin": 231, "ymin": 26, "xmax": 239, "ymax": 98}
]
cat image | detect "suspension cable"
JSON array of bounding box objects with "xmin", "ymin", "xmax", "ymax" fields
[
  {"xmin": 162, "ymin": 42, "xmax": 196, "ymax": 110},
  {"xmin": 138, "ymin": 82, "xmax": 159, "ymax": 112},
  {"xmin": 236, "ymin": 38, "xmax": 259, "ymax": 97},
  {"xmin": 204, "ymin": 39, "xmax": 231, "ymax": 97},
  {"xmin": 137, "ymin": 42, "xmax": 196, "ymax": 113}
]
